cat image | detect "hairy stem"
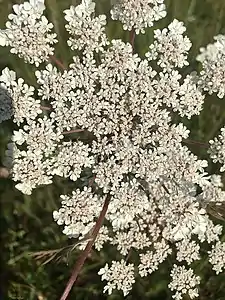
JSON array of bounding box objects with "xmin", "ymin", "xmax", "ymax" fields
[{"xmin": 59, "ymin": 194, "xmax": 110, "ymax": 300}]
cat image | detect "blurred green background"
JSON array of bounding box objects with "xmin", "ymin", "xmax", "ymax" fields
[{"xmin": 0, "ymin": 0, "xmax": 225, "ymax": 299}]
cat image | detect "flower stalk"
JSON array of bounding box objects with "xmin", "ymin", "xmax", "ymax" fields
[{"xmin": 60, "ymin": 194, "xmax": 110, "ymax": 300}]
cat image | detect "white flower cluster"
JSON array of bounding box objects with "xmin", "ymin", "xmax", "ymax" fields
[
  {"xmin": 197, "ymin": 34, "xmax": 225, "ymax": 98},
  {"xmin": 146, "ymin": 19, "xmax": 192, "ymax": 70},
  {"xmin": 64, "ymin": 0, "xmax": 108, "ymax": 53},
  {"xmin": 0, "ymin": 68, "xmax": 42, "ymax": 125},
  {"xmin": 169, "ymin": 265, "xmax": 200, "ymax": 300},
  {"xmin": 176, "ymin": 240, "xmax": 200, "ymax": 265},
  {"xmin": 139, "ymin": 239, "xmax": 172, "ymax": 277},
  {"xmin": 111, "ymin": 0, "xmax": 167, "ymax": 34},
  {"xmin": 0, "ymin": 0, "xmax": 57, "ymax": 66},
  {"xmin": 45, "ymin": 141, "xmax": 94, "ymax": 182},
  {"xmin": 53, "ymin": 188, "xmax": 104, "ymax": 237},
  {"xmin": 1, "ymin": 0, "xmax": 225, "ymax": 299},
  {"xmin": 98, "ymin": 259, "xmax": 135, "ymax": 296},
  {"xmin": 208, "ymin": 241, "xmax": 225, "ymax": 274},
  {"xmin": 199, "ymin": 174, "xmax": 225, "ymax": 205},
  {"xmin": 12, "ymin": 117, "xmax": 63, "ymax": 156},
  {"xmin": 209, "ymin": 126, "xmax": 225, "ymax": 172}
]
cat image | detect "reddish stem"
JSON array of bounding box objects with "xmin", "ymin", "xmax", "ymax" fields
[
  {"xmin": 130, "ymin": 28, "xmax": 135, "ymax": 52},
  {"xmin": 62, "ymin": 129, "xmax": 84, "ymax": 135},
  {"xmin": 184, "ymin": 139, "xmax": 209, "ymax": 148},
  {"xmin": 125, "ymin": 248, "xmax": 132, "ymax": 262},
  {"xmin": 40, "ymin": 106, "xmax": 51, "ymax": 111},
  {"xmin": 59, "ymin": 194, "xmax": 110, "ymax": 300},
  {"xmin": 88, "ymin": 175, "xmax": 96, "ymax": 187},
  {"xmin": 49, "ymin": 55, "xmax": 66, "ymax": 70},
  {"xmin": 0, "ymin": 167, "xmax": 10, "ymax": 178}
]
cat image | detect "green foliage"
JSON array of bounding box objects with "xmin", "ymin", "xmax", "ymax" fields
[{"xmin": 0, "ymin": 0, "xmax": 225, "ymax": 299}]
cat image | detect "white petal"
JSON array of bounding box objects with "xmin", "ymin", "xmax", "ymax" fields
[{"xmin": 0, "ymin": 32, "xmax": 7, "ymax": 46}]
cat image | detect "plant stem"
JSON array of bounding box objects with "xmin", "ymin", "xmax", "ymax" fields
[
  {"xmin": 130, "ymin": 28, "xmax": 135, "ymax": 52},
  {"xmin": 0, "ymin": 167, "xmax": 9, "ymax": 178},
  {"xmin": 59, "ymin": 194, "xmax": 110, "ymax": 300},
  {"xmin": 62, "ymin": 129, "xmax": 84, "ymax": 135},
  {"xmin": 183, "ymin": 139, "xmax": 209, "ymax": 148},
  {"xmin": 40, "ymin": 106, "xmax": 51, "ymax": 111},
  {"xmin": 49, "ymin": 55, "xmax": 66, "ymax": 70}
]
